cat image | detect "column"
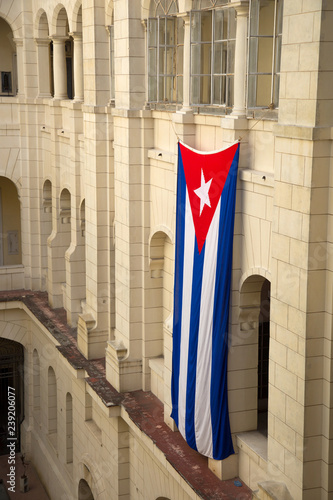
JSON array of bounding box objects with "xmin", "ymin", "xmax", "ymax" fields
[
  {"xmin": 69, "ymin": 32, "xmax": 84, "ymax": 101},
  {"xmin": 51, "ymin": 36, "xmax": 68, "ymax": 99},
  {"xmin": 35, "ymin": 38, "xmax": 52, "ymax": 98},
  {"xmin": 180, "ymin": 14, "xmax": 191, "ymax": 113},
  {"xmin": 231, "ymin": 1, "xmax": 249, "ymax": 117}
]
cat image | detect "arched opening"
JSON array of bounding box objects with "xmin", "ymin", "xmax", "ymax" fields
[
  {"xmin": 0, "ymin": 338, "xmax": 24, "ymax": 455},
  {"xmin": 66, "ymin": 392, "xmax": 73, "ymax": 464},
  {"xmin": 71, "ymin": 4, "xmax": 84, "ymax": 101},
  {"xmin": 33, "ymin": 349, "xmax": 41, "ymax": 422},
  {"xmin": 41, "ymin": 180, "xmax": 53, "ymax": 288},
  {"xmin": 147, "ymin": 230, "xmax": 173, "ymax": 396},
  {"xmin": 258, "ymin": 279, "xmax": 270, "ymax": 433},
  {"xmin": 78, "ymin": 479, "xmax": 94, "ymax": 500},
  {"xmin": 0, "ymin": 177, "xmax": 21, "ymax": 266},
  {"xmin": 47, "ymin": 366, "xmax": 57, "ymax": 449},
  {"xmin": 0, "ymin": 18, "xmax": 17, "ymax": 95},
  {"xmin": 36, "ymin": 11, "xmax": 52, "ymax": 97},
  {"xmin": 52, "ymin": 7, "xmax": 73, "ymax": 99},
  {"xmin": 238, "ymin": 274, "xmax": 271, "ymax": 435}
]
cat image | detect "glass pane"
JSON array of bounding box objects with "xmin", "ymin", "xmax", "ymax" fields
[
  {"xmin": 256, "ymin": 74, "xmax": 271, "ymax": 106},
  {"xmin": 177, "ymin": 17, "xmax": 184, "ymax": 45},
  {"xmin": 168, "ymin": 0, "xmax": 178, "ymax": 15},
  {"xmin": 177, "ymin": 75, "xmax": 183, "ymax": 103},
  {"xmin": 276, "ymin": 0, "xmax": 284, "ymax": 35},
  {"xmin": 227, "ymin": 39, "xmax": 235, "ymax": 74},
  {"xmin": 191, "ymin": 75, "xmax": 200, "ymax": 104},
  {"xmin": 191, "ymin": 44, "xmax": 201, "ymax": 74},
  {"xmin": 156, "ymin": 5, "xmax": 165, "ymax": 16},
  {"xmin": 159, "ymin": 46, "xmax": 165, "ymax": 73},
  {"xmin": 248, "ymin": 37, "xmax": 259, "ymax": 74},
  {"xmin": 228, "ymin": 8, "xmax": 236, "ymax": 39},
  {"xmin": 148, "ymin": 18, "xmax": 157, "ymax": 46},
  {"xmin": 213, "ymin": 75, "xmax": 224, "ymax": 105},
  {"xmin": 248, "ymin": 74, "xmax": 257, "ymax": 107},
  {"xmin": 159, "ymin": 76, "xmax": 164, "ymax": 100},
  {"xmin": 273, "ymin": 73, "xmax": 280, "ymax": 107},
  {"xmin": 166, "ymin": 46, "xmax": 174, "ymax": 74},
  {"xmin": 258, "ymin": 0, "xmax": 275, "ymax": 36},
  {"xmin": 165, "ymin": 76, "xmax": 175, "ymax": 101},
  {"xmin": 148, "ymin": 48, "xmax": 157, "ymax": 76},
  {"xmin": 177, "ymin": 45, "xmax": 183, "ymax": 75},
  {"xmin": 250, "ymin": 0, "xmax": 260, "ymax": 36},
  {"xmin": 148, "ymin": 76, "xmax": 157, "ymax": 101},
  {"xmin": 257, "ymin": 37, "xmax": 273, "ymax": 73},
  {"xmin": 215, "ymin": 0, "xmax": 229, "ymax": 5},
  {"xmin": 201, "ymin": 11, "xmax": 212, "ymax": 42},
  {"xmin": 200, "ymin": 75, "xmax": 211, "ymax": 104},
  {"xmin": 166, "ymin": 18, "xmax": 175, "ymax": 45},
  {"xmin": 214, "ymin": 9, "xmax": 224, "ymax": 41},
  {"xmin": 227, "ymin": 75, "xmax": 233, "ymax": 106},
  {"xmin": 214, "ymin": 42, "xmax": 223, "ymax": 74},
  {"xmin": 201, "ymin": 43, "xmax": 212, "ymax": 74},
  {"xmin": 274, "ymin": 35, "xmax": 282, "ymax": 74},
  {"xmin": 191, "ymin": 12, "xmax": 201, "ymax": 43},
  {"xmin": 159, "ymin": 17, "xmax": 166, "ymax": 45}
]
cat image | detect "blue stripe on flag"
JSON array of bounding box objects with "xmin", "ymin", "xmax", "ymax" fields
[
  {"xmin": 210, "ymin": 146, "xmax": 239, "ymax": 459},
  {"xmin": 171, "ymin": 144, "xmax": 187, "ymax": 427},
  {"xmin": 185, "ymin": 241, "xmax": 206, "ymax": 450}
]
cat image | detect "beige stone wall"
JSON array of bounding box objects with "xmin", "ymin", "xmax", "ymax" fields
[{"xmin": 0, "ymin": 0, "xmax": 333, "ymax": 499}]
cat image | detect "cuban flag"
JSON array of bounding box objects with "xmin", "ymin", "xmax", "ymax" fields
[{"xmin": 171, "ymin": 141, "xmax": 239, "ymax": 460}]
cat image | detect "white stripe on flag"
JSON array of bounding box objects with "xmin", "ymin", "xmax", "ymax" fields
[
  {"xmin": 194, "ymin": 199, "xmax": 221, "ymax": 457},
  {"xmin": 178, "ymin": 189, "xmax": 195, "ymax": 437}
]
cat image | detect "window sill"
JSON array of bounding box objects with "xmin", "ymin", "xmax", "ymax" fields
[
  {"xmin": 247, "ymin": 108, "xmax": 278, "ymax": 121},
  {"xmin": 237, "ymin": 430, "xmax": 267, "ymax": 462}
]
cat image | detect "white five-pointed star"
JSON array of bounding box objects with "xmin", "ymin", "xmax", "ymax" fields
[{"xmin": 194, "ymin": 169, "xmax": 213, "ymax": 216}]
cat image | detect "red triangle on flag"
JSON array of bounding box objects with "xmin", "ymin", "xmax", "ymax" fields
[{"xmin": 179, "ymin": 142, "xmax": 239, "ymax": 254}]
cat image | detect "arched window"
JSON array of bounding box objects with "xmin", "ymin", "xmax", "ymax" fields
[
  {"xmin": 66, "ymin": 393, "xmax": 73, "ymax": 464},
  {"xmin": 0, "ymin": 18, "xmax": 16, "ymax": 95},
  {"xmin": 0, "ymin": 177, "xmax": 21, "ymax": 266},
  {"xmin": 147, "ymin": 0, "xmax": 183, "ymax": 104},
  {"xmin": 33, "ymin": 349, "xmax": 41, "ymax": 421},
  {"xmin": 238, "ymin": 275, "xmax": 271, "ymax": 435},
  {"xmin": 47, "ymin": 367, "xmax": 57, "ymax": 446},
  {"xmin": 248, "ymin": 0, "xmax": 283, "ymax": 109},
  {"xmin": 190, "ymin": 0, "xmax": 236, "ymax": 107}
]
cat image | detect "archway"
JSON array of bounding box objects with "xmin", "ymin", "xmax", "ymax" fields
[
  {"xmin": 257, "ymin": 279, "xmax": 270, "ymax": 434},
  {"xmin": 0, "ymin": 338, "xmax": 24, "ymax": 455},
  {"xmin": 0, "ymin": 18, "xmax": 17, "ymax": 95},
  {"xmin": 78, "ymin": 479, "xmax": 94, "ymax": 500},
  {"xmin": 239, "ymin": 273, "xmax": 271, "ymax": 434},
  {"xmin": 0, "ymin": 177, "xmax": 21, "ymax": 266}
]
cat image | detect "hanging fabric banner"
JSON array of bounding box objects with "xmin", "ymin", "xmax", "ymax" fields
[{"xmin": 171, "ymin": 141, "xmax": 240, "ymax": 460}]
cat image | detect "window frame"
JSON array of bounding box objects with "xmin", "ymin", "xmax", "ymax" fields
[
  {"xmin": 247, "ymin": 0, "xmax": 283, "ymax": 110},
  {"xmin": 190, "ymin": 5, "xmax": 236, "ymax": 110},
  {"xmin": 147, "ymin": 15, "xmax": 183, "ymax": 105}
]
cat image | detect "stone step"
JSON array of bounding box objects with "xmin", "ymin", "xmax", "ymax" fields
[{"xmin": 253, "ymin": 481, "xmax": 293, "ymax": 500}]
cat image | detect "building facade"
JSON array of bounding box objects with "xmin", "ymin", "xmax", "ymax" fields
[{"xmin": 0, "ymin": 0, "xmax": 332, "ymax": 499}]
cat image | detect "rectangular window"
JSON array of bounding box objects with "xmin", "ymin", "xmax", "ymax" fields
[
  {"xmin": 190, "ymin": 7, "xmax": 235, "ymax": 108},
  {"xmin": 148, "ymin": 16, "xmax": 183, "ymax": 104},
  {"xmin": 248, "ymin": 0, "xmax": 283, "ymax": 109},
  {"xmin": 1, "ymin": 71, "xmax": 12, "ymax": 94}
]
